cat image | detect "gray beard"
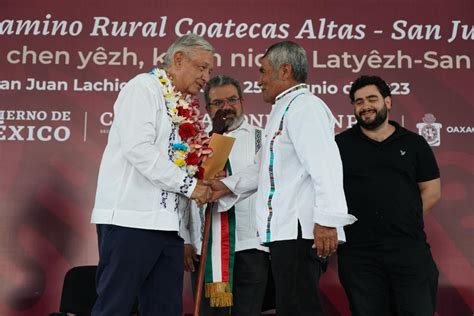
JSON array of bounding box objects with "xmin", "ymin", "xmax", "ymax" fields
[{"xmin": 226, "ymin": 114, "xmax": 245, "ymax": 131}]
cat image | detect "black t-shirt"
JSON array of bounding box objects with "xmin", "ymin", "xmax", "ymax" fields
[{"xmin": 336, "ymin": 121, "xmax": 440, "ymax": 247}]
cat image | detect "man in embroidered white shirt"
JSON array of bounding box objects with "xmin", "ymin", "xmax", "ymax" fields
[
  {"xmin": 182, "ymin": 75, "xmax": 270, "ymax": 315},
  {"xmin": 210, "ymin": 41, "xmax": 357, "ymax": 316},
  {"xmin": 90, "ymin": 34, "xmax": 214, "ymax": 316}
]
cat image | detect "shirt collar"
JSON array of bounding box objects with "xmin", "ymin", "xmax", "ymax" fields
[
  {"xmin": 227, "ymin": 118, "xmax": 251, "ymax": 135},
  {"xmin": 275, "ymin": 83, "xmax": 308, "ymax": 103},
  {"xmin": 354, "ymin": 120, "xmax": 407, "ymax": 143}
]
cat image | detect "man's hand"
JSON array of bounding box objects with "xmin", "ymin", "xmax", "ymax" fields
[
  {"xmin": 191, "ymin": 180, "xmax": 212, "ymax": 207},
  {"xmin": 313, "ymin": 224, "xmax": 338, "ymax": 258},
  {"xmin": 208, "ymin": 179, "xmax": 232, "ymax": 202},
  {"xmin": 214, "ymin": 170, "xmax": 226, "ymax": 180},
  {"xmin": 184, "ymin": 244, "xmax": 199, "ymax": 272}
]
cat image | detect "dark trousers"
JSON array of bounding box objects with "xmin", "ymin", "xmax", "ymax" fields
[
  {"xmin": 92, "ymin": 224, "xmax": 184, "ymax": 316},
  {"xmin": 338, "ymin": 244, "xmax": 439, "ymax": 316},
  {"xmin": 268, "ymin": 234, "xmax": 327, "ymax": 316},
  {"xmin": 191, "ymin": 249, "xmax": 270, "ymax": 316}
]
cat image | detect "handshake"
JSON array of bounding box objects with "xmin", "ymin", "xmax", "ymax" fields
[{"xmin": 190, "ymin": 178, "xmax": 230, "ymax": 207}]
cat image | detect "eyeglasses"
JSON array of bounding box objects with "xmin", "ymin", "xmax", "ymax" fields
[{"xmin": 209, "ymin": 96, "xmax": 241, "ymax": 107}]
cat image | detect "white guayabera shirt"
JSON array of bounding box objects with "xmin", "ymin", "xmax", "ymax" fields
[
  {"xmin": 220, "ymin": 84, "xmax": 357, "ymax": 244},
  {"xmin": 91, "ymin": 73, "xmax": 197, "ymax": 231},
  {"xmin": 182, "ymin": 120, "xmax": 268, "ymax": 254}
]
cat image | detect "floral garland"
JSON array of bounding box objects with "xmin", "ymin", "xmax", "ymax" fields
[{"xmin": 151, "ymin": 67, "xmax": 212, "ymax": 179}]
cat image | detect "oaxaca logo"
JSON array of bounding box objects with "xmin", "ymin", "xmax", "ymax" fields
[
  {"xmin": 0, "ymin": 110, "xmax": 71, "ymax": 142},
  {"xmin": 416, "ymin": 113, "xmax": 442, "ymax": 147}
]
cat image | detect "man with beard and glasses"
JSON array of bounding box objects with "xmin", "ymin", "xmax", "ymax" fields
[
  {"xmin": 181, "ymin": 75, "xmax": 270, "ymax": 315},
  {"xmin": 335, "ymin": 75, "xmax": 441, "ymax": 316}
]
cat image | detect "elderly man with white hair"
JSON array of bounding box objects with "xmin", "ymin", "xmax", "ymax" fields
[{"xmin": 91, "ymin": 34, "xmax": 215, "ymax": 316}]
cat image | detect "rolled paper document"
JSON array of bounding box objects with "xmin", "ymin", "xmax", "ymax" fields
[{"xmin": 201, "ymin": 133, "xmax": 235, "ymax": 180}]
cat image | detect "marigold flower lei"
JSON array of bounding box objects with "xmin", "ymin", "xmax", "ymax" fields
[{"xmin": 151, "ymin": 67, "xmax": 212, "ymax": 179}]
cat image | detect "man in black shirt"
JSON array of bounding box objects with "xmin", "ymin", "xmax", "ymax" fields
[{"xmin": 336, "ymin": 75, "xmax": 441, "ymax": 316}]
